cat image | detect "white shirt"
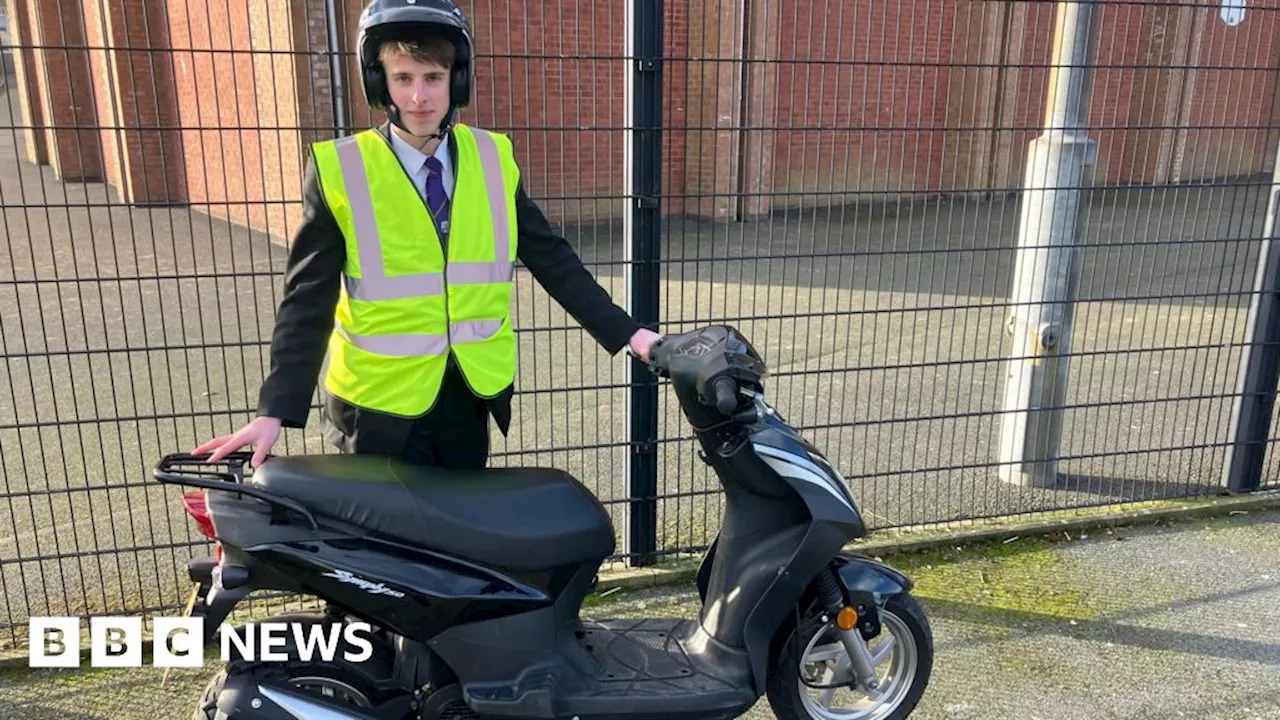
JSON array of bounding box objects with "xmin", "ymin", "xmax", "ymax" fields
[{"xmin": 387, "ymin": 127, "xmax": 454, "ymax": 201}]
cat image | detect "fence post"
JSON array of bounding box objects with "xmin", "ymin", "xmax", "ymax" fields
[
  {"xmin": 624, "ymin": 0, "xmax": 663, "ymax": 566},
  {"xmin": 322, "ymin": 0, "xmax": 347, "ymax": 136},
  {"xmin": 1221, "ymin": 136, "xmax": 1280, "ymax": 493}
]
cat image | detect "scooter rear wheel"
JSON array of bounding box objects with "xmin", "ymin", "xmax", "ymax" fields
[
  {"xmin": 766, "ymin": 593, "xmax": 933, "ymax": 720},
  {"xmin": 192, "ymin": 661, "xmax": 379, "ymax": 720},
  {"xmin": 189, "ymin": 612, "xmax": 396, "ymax": 720}
]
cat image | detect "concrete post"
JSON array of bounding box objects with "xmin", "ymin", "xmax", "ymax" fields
[{"xmin": 998, "ymin": 1, "xmax": 1099, "ymax": 488}]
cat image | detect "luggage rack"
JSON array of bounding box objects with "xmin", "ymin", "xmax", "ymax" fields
[{"xmin": 154, "ymin": 451, "xmax": 319, "ymax": 530}]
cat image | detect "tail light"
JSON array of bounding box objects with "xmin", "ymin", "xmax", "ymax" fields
[
  {"xmin": 181, "ymin": 490, "xmax": 216, "ymax": 538},
  {"xmin": 182, "ymin": 490, "xmax": 222, "ymax": 561}
]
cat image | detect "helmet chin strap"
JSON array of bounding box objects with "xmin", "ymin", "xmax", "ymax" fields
[{"xmin": 387, "ymin": 103, "xmax": 456, "ymax": 149}]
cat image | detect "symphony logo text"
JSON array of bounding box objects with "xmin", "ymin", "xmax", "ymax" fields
[{"xmin": 28, "ymin": 616, "xmax": 374, "ymax": 668}]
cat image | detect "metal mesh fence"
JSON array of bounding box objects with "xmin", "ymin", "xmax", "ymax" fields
[
  {"xmin": 650, "ymin": 0, "xmax": 1280, "ymax": 553},
  {"xmin": 2, "ymin": 0, "xmax": 1279, "ymax": 649}
]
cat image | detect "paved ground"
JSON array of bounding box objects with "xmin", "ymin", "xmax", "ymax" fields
[
  {"xmin": 0, "ymin": 508, "xmax": 1277, "ymax": 719},
  {"xmin": 3, "ymin": 73, "xmax": 1280, "ymax": 635}
]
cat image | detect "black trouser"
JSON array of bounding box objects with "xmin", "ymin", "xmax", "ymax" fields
[
  {"xmin": 322, "ymin": 359, "xmax": 491, "ymax": 470},
  {"xmin": 397, "ymin": 379, "xmax": 490, "ymax": 469}
]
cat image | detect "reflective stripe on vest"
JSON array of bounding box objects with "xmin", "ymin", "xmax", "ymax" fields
[
  {"xmin": 333, "ymin": 318, "xmax": 503, "ymax": 358},
  {"xmin": 329, "ymin": 128, "xmax": 513, "ymax": 356},
  {"xmin": 333, "ymin": 130, "xmax": 513, "ymax": 298}
]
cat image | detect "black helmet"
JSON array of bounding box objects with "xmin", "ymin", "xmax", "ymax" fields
[{"xmin": 357, "ymin": 0, "xmax": 475, "ymax": 133}]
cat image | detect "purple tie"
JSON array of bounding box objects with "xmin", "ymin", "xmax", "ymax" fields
[{"xmin": 424, "ymin": 156, "xmax": 450, "ymax": 245}]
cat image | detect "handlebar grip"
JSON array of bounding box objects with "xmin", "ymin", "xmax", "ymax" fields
[
  {"xmin": 712, "ymin": 376, "xmax": 738, "ymax": 414},
  {"xmin": 645, "ymin": 337, "xmax": 670, "ymax": 377}
]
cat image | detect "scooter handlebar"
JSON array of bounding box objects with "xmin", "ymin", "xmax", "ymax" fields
[
  {"xmin": 646, "ymin": 336, "xmax": 673, "ymax": 377},
  {"xmin": 645, "ymin": 336, "xmax": 744, "ymax": 416},
  {"xmin": 711, "ymin": 375, "xmax": 738, "ymax": 414}
]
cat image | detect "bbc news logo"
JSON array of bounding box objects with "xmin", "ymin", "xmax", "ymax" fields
[{"xmin": 28, "ymin": 616, "xmax": 375, "ymax": 668}]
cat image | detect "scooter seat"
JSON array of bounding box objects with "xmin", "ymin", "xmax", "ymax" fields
[{"xmin": 251, "ymin": 455, "xmax": 616, "ymax": 572}]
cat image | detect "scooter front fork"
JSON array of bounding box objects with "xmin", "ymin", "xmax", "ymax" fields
[{"xmin": 815, "ymin": 568, "xmax": 881, "ymax": 691}]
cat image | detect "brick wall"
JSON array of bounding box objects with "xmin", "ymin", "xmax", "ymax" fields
[
  {"xmin": 338, "ymin": 0, "xmax": 372, "ymax": 129},
  {"xmin": 11, "ymin": 0, "xmax": 1280, "ymax": 236},
  {"xmin": 1090, "ymin": 1, "xmax": 1161, "ymax": 186},
  {"xmin": 677, "ymin": 0, "xmax": 740, "ymax": 220},
  {"xmin": 739, "ymin": 0, "xmax": 780, "ymax": 217},
  {"xmin": 298, "ymin": 0, "xmax": 336, "ymax": 149},
  {"xmin": 245, "ymin": 0, "xmax": 321, "ymax": 238},
  {"xmin": 771, "ymin": 0, "xmax": 959, "ymax": 208},
  {"xmin": 981, "ymin": 4, "xmax": 1280, "ymax": 192},
  {"xmin": 1071, "ymin": 2, "xmax": 1280, "ymax": 186},
  {"xmin": 1176, "ymin": 7, "xmax": 1280, "ymax": 181},
  {"xmin": 165, "ymin": 0, "xmax": 328, "ymax": 235},
  {"xmin": 988, "ymin": 2, "xmax": 1056, "ymax": 191},
  {"xmin": 24, "ymin": 0, "xmax": 102, "ymax": 181},
  {"xmin": 293, "ymin": 0, "xmax": 646, "ymax": 228},
  {"xmin": 165, "ymin": 0, "xmax": 267, "ymax": 225},
  {"xmin": 79, "ymin": 0, "xmax": 118, "ymax": 189},
  {"xmin": 663, "ymin": 0, "xmax": 691, "ymax": 218},
  {"xmin": 940, "ymin": 1, "xmax": 1013, "ymax": 193},
  {"xmin": 80, "ymin": 0, "xmax": 185, "ymax": 204},
  {"xmin": 7, "ymin": 0, "xmax": 49, "ymax": 165},
  {"xmin": 454, "ymin": 0, "xmax": 630, "ymax": 226}
]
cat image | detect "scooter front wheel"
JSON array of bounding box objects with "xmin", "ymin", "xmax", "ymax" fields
[{"xmin": 766, "ymin": 593, "xmax": 933, "ymax": 720}]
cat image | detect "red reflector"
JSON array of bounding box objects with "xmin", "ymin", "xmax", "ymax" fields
[{"xmin": 181, "ymin": 490, "xmax": 217, "ymax": 540}]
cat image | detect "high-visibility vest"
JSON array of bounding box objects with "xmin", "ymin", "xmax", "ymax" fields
[{"xmin": 310, "ymin": 123, "xmax": 520, "ymax": 417}]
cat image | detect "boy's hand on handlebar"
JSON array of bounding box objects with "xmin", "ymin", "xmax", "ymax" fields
[
  {"xmin": 192, "ymin": 416, "xmax": 282, "ymax": 468},
  {"xmin": 628, "ymin": 328, "xmax": 663, "ymax": 363}
]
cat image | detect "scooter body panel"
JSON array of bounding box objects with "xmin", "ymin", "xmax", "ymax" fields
[
  {"xmin": 683, "ymin": 386, "xmax": 869, "ymax": 694},
  {"xmin": 199, "ymin": 489, "xmax": 558, "ymax": 641},
  {"xmin": 213, "ymin": 672, "xmax": 391, "ymax": 720}
]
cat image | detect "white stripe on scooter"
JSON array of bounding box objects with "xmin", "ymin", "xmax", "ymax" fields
[
  {"xmin": 258, "ymin": 685, "xmax": 367, "ymax": 720},
  {"xmin": 753, "ymin": 444, "xmax": 856, "ymax": 513}
]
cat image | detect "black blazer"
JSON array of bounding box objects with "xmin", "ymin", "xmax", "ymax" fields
[{"xmin": 255, "ymin": 123, "xmax": 642, "ymax": 443}]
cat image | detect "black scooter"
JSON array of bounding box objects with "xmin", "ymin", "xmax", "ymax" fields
[{"xmin": 156, "ymin": 324, "xmax": 933, "ymax": 720}]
